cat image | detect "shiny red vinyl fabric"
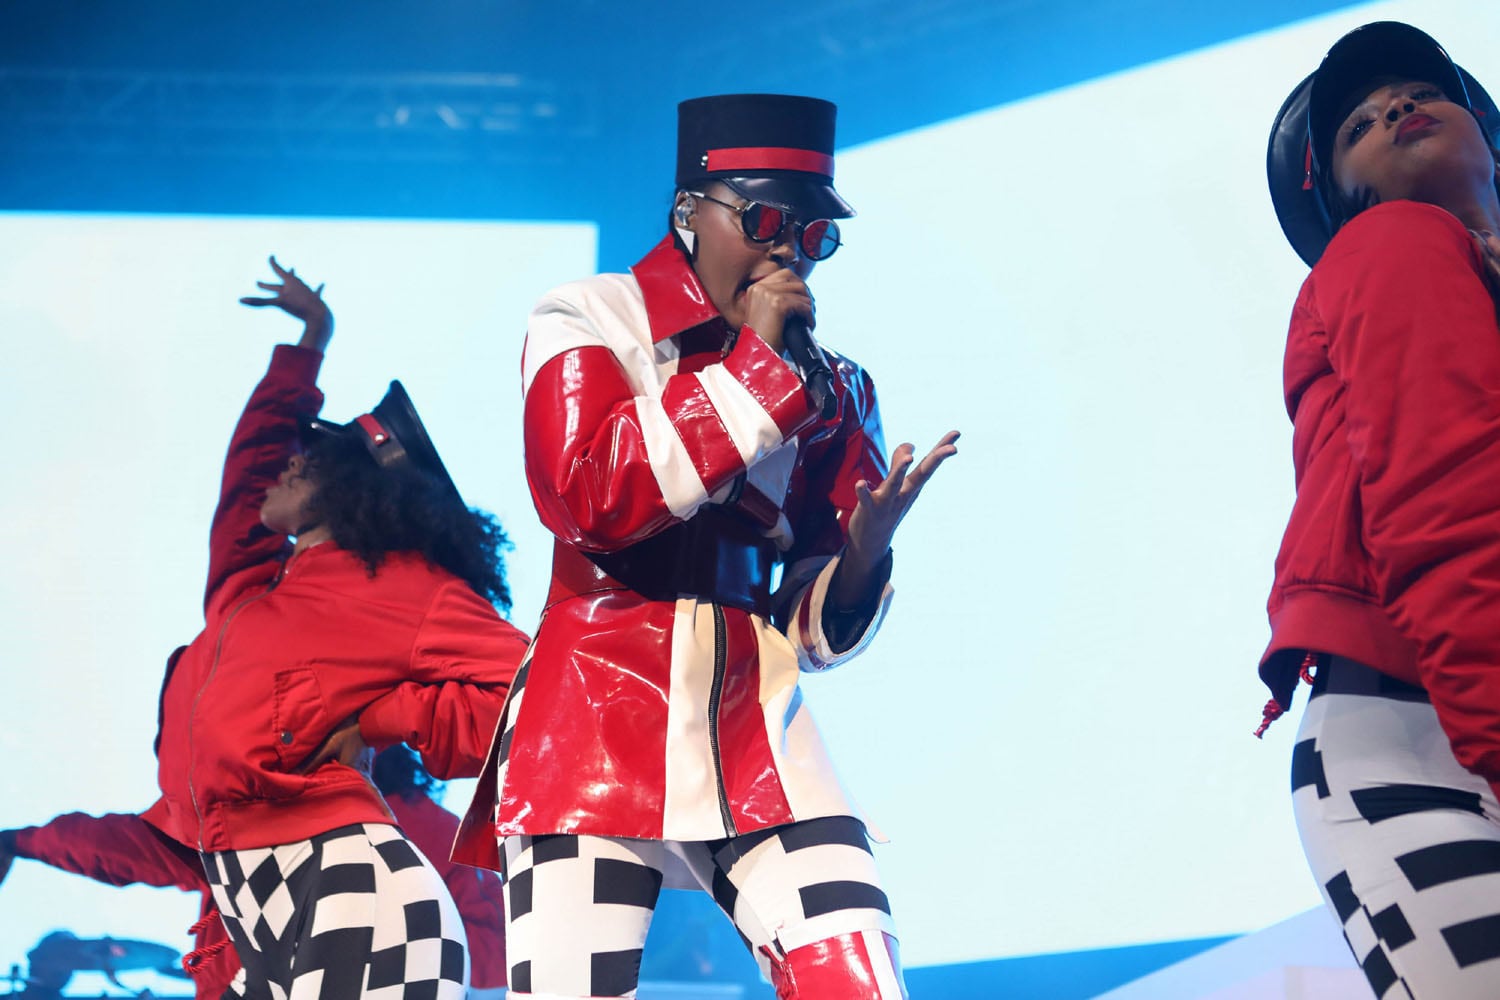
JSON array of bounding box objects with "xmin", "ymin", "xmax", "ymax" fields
[{"xmin": 454, "ymin": 238, "xmax": 895, "ymax": 870}]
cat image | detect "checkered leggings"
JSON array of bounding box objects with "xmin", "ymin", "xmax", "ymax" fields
[
  {"xmin": 1293, "ymin": 657, "xmax": 1500, "ymax": 999},
  {"xmin": 500, "ymin": 816, "xmax": 903, "ymax": 998},
  {"xmin": 203, "ymin": 823, "xmax": 469, "ymax": 1000}
]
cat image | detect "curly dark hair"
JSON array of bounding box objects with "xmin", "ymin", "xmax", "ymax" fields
[
  {"xmin": 372, "ymin": 743, "xmax": 444, "ymax": 799},
  {"xmin": 302, "ymin": 433, "xmax": 512, "ymax": 611}
]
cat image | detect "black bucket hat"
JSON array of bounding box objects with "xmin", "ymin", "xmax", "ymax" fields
[
  {"xmin": 676, "ymin": 93, "xmax": 855, "ymax": 220},
  {"xmin": 301, "ymin": 380, "xmax": 464, "ymax": 506},
  {"xmin": 1267, "ymin": 21, "xmax": 1499, "ymax": 267}
]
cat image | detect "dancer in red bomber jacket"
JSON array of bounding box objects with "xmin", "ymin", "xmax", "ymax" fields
[
  {"xmin": 147, "ymin": 258, "xmax": 529, "ymax": 1000},
  {"xmin": 1263, "ymin": 21, "xmax": 1500, "ymax": 1000}
]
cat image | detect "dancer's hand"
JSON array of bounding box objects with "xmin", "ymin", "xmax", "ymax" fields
[
  {"xmin": 240, "ymin": 255, "xmax": 334, "ymax": 352},
  {"xmin": 831, "ymin": 430, "xmax": 961, "ymax": 608},
  {"xmin": 296, "ymin": 714, "xmax": 373, "ymax": 778}
]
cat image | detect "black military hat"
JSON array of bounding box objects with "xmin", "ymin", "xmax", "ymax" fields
[
  {"xmin": 676, "ymin": 93, "xmax": 855, "ymax": 220},
  {"xmin": 301, "ymin": 380, "xmax": 464, "ymax": 505},
  {"xmin": 1267, "ymin": 21, "xmax": 1497, "ymax": 266}
]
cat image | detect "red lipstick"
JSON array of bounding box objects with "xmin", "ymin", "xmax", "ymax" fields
[{"xmin": 1396, "ymin": 113, "xmax": 1440, "ymax": 143}]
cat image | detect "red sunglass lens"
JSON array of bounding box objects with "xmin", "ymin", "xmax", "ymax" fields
[
  {"xmin": 743, "ymin": 203, "xmax": 785, "ymax": 242},
  {"xmin": 801, "ymin": 220, "xmax": 840, "ymax": 260}
]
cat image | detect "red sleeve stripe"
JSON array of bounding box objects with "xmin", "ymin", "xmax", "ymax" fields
[
  {"xmin": 722, "ymin": 332, "xmax": 817, "ymax": 440},
  {"xmin": 705, "ymin": 147, "xmax": 834, "ymax": 177},
  {"xmin": 657, "ymin": 375, "xmax": 745, "ymax": 498}
]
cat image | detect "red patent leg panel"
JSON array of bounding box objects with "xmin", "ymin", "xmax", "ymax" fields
[{"xmin": 761, "ymin": 931, "xmax": 908, "ymax": 999}]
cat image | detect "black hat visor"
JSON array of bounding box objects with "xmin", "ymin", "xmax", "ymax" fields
[
  {"xmin": 298, "ymin": 381, "xmax": 464, "ymax": 506},
  {"xmin": 718, "ymin": 176, "xmax": 856, "ymax": 221}
]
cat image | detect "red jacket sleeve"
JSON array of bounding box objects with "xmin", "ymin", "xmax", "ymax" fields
[
  {"xmin": 1313, "ymin": 200, "xmax": 1500, "ymax": 792},
  {"xmin": 783, "ymin": 362, "xmax": 890, "ymax": 571},
  {"xmin": 204, "ymin": 345, "xmax": 324, "ymax": 611},
  {"xmin": 773, "ymin": 360, "xmax": 894, "ymax": 668},
  {"xmin": 358, "ymin": 581, "xmax": 531, "ymax": 779},
  {"xmin": 522, "ymin": 289, "xmax": 816, "ymax": 552},
  {"xmin": 9, "ymin": 810, "xmax": 207, "ymax": 892}
]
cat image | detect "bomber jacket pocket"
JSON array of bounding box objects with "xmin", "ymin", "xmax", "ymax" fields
[{"xmin": 271, "ymin": 668, "xmax": 332, "ymax": 770}]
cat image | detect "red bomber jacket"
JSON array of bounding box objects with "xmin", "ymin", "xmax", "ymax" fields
[
  {"xmin": 1262, "ymin": 200, "xmax": 1500, "ymax": 797},
  {"xmin": 148, "ymin": 346, "xmax": 530, "ymax": 854}
]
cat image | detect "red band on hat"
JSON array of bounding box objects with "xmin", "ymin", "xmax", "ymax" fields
[
  {"xmin": 705, "ymin": 146, "xmax": 834, "ymax": 176},
  {"xmin": 355, "ymin": 413, "xmax": 391, "ymax": 446}
]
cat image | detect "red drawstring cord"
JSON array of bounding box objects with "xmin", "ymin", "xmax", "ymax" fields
[
  {"xmin": 1302, "ymin": 141, "xmax": 1315, "ymax": 191},
  {"xmin": 182, "ymin": 909, "xmax": 231, "ymax": 976},
  {"xmin": 1299, "ymin": 650, "xmax": 1320, "ymax": 686},
  {"xmin": 1252, "ymin": 699, "xmax": 1284, "ymax": 739},
  {"xmin": 1254, "ymin": 651, "xmax": 1320, "ymax": 738}
]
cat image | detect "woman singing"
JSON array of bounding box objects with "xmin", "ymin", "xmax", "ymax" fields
[{"xmin": 455, "ymin": 93, "xmax": 958, "ymax": 1000}]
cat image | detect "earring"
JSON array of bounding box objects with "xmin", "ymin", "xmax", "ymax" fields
[{"xmin": 674, "ymin": 195, "xmax": 697, "ymax": 257}]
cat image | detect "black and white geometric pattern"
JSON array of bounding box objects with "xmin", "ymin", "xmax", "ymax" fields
[
  {"xmin": 1292, "ymin": 657, "xmax": 1500, "ymax": 1000},
  {"xmin": 205, "ymin": 823, "xmax": 468, "ymax": 1000},
  {"xmin": 500, "ymin": 815, "xmax": 901, "ymax": 998}
]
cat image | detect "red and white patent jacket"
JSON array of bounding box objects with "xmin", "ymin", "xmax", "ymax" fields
[{"xmin": 455, "ymin": 237, "xmax": 893, "ymax": 869}]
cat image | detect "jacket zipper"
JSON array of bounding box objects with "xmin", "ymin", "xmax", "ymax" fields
[
  {"xmin": 707, "ymin": 602, "xmax": 737, "ymax": 838},
  {"xmin": 186, "ymin": 571, "xmax": 282, "ymax": 851}
]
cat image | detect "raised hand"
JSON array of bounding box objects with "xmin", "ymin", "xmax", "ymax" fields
[
  {"xmin": 240, "ymin": 255, "xmax": 334, "ymax": 353},
  {"xmin": 830, "ymin": 429, "xmax": 961, "ymax": 608}
]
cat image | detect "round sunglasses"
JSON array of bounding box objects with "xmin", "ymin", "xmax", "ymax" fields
[{"xmin": 686, "ymin": 191, "xmax": 843, "ymax": 261}]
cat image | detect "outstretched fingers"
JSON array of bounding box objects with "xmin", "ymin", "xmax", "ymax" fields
[{"xmin": 908, "ymin": 430, "xmax": 961, "ymax": 487}]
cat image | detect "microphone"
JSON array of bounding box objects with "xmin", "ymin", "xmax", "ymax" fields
[{"xmin": 784, "ymin": 315, "xmax": 837, "ymax": 420}]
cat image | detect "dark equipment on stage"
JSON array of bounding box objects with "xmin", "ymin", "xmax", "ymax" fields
[{"xmin": 2, "ymin": 931, "xmax": 190, "ymax": 998}]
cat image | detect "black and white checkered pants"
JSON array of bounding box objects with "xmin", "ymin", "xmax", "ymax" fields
[
  {"xmin": 1293, "ymin": 657, "xmax": 1500, "ymax": 999},
  {"xmin": 500, "ymin": 815, "xmax": 903, "ymax": 998},
  {"xmin": 204, "ymin": 823, "xmax": 468, "ymax": 1000}
]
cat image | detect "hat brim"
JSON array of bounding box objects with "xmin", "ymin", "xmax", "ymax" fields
[
  {"xmin": 368, "ymin": 380, "xmax": 464, "ymax": 506},
  {"xmin": 297, "ymin": 382, "xmax": 465, "ymax": 507},
  {"xmin": 721, "ymin": 176, "xmax": 855, "ymax": 220},
  {"xmin": 298, "ymin": 415, "xmax": 345, "ymax": 448},
  {"xmin": 1267, "ymin": 72, "xmax": 1330, "ymax": 268},
  {"xmin": 1267, "ymin": 23, "xmax": 1497, "ymax": 267}
]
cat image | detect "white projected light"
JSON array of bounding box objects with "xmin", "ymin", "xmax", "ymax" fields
[
  {"xmin": 1, "ymin": 0, "xmax": 1498, "ymax": 984},
  {"xmin": 805, "ymin": 0, "xmax": 1500, "ymax": 965}
]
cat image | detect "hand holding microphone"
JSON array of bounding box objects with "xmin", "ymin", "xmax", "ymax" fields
[{"xmin": 743, "ymin": 269, "xmax": 836, "ymax": 420}]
